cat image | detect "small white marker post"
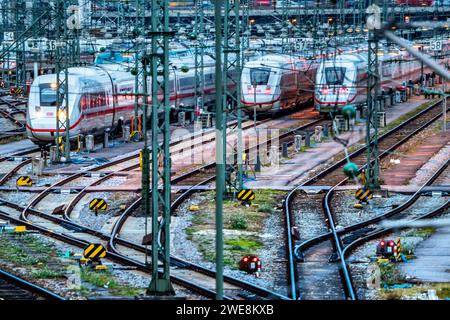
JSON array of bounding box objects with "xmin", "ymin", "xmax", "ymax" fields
[{"xmin": 444, "ymin": 94, "xmax": 447, "ymax": 133}]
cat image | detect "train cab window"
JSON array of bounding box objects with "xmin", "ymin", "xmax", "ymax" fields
[
  {"xmin": 325, "ymin": 67, "xmax": 346, "ymax": 85},
  {"xmin": 39, "ymin": 83, "xmax": 63, "ymax": 106},
  {"xmin": 250, "ymin": 67, "xmax": 271, "ymax": 86}
]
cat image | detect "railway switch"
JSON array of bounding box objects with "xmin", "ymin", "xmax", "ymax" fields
[{"xmin": 239, "ymin": 255, "xmax": 261, "ymax": 275}]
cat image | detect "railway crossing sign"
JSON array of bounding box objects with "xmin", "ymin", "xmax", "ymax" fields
[
  {"xmin": 237, "ymin": 189, "xmax": 255, "ymax": 203},
  {"xmin": 89, "ymin": 198, "xmax": 108, "ymax": 211},
  {"xmin": 83, "ymin": 243, "xmax": 107, "ymax": 260},
  {"xmin": 16, "ymin": 176, "xmax": 33, "ymax": 187},
  {"xmin": 355, "ymin": 188, "xmax": 373, "ymax": 202}
]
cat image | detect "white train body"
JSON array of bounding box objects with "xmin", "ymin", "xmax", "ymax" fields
[
  {"xmin": 27, "ymin": 56, "xmax": 219, "ymax": 145},
  {"xmin": 315, "ymin": 41, "xmax": 450, "ymax": 113},
  {"xmin": 241, "ymin": 54, "xmax": 317, "ymax": 113}
]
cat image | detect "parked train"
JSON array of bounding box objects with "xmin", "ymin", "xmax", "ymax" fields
[
  {"xmin": 315, "ymin": 41, "xmax": 450, "ymax": 113},
  {"xmin": 240, "ymin": 54, "xmax": 318, "ymax": 113},
  {"xmin": 26, "ymin": 54, "xmax": 219, "ymax": 145},
  {"xmin": 240, "ymin": 45, "xmax": 364, "ymax": 113}
]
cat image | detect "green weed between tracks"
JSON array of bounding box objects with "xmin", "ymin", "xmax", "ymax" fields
[{"xmin": 186, "ymin": 189, "xmax": 285, "ymax": 267}]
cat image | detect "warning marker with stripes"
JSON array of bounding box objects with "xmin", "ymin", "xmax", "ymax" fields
[
  {"xmin": 16, "ymin": 176, "xmax": 33, "ymax": 187},
  {"xmin": 237, "ymin": 189, "xmax": 255, "ymax": 202},
  {"xmin": 89, "ymin": 198, "xmax": 108, "ymax": 211},
  {"xmin": 355, "ymin": 188, "xmax": 373, "ymax": 202},
  {"xmin": 394, "ymin": 239, "xmax": 402, "ymax": 262},
  {"xmin": 11, "ymin": 87, "xmax": 24, "ymax": 96},
  {"xmin": 83, "ymin": 243, "xmax": 107, "ymax": 259}
]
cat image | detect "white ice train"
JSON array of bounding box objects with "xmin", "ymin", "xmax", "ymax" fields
[
  {"xmin": 240, "ymin": 54, "xmax": 318, "ymax": 113},
  {"xmin": 315, "ymin": 42, "xmax": 450, "ymax": 114},
  {"xmin": 26, "ymin": 55, "xmax": 218, "ymax": 145}
]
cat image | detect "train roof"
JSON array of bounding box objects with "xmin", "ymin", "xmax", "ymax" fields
[{"xmin": 246, "ymin": 54, "xmax": 300, "ymax": 66}]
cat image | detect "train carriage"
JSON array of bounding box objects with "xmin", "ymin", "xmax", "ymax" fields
[
  {"xmin": 240, "ymin": 54, "xmax": 317, "ymax": 113},
  {"xmin": 26, "ymin": 53, "xmax": 229, "ymax": 145},
  {"xmin": 314, "ymin": 40, "xmax": 450, "ymax": 114}
]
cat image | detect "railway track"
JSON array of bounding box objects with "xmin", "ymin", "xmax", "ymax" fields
[
  {"xmin": 0, "ymin": 112, "xmax": 324, "ymax": 299},
  {"xmin": 284, "ymin": 98, "xmax": 450, "ymax": 300},
  {"xmin": 0, "ymin": 97, "xmax": 27, "ymax": 141},
  {"xmin": 342, "ymin": 159, "xmax": 450, "ymax": 261},
  {"xmin": 0, "ymin": 267, "xmax": 64, "ymax": 300},
  {"xmin": 102, "ymin": 115, "xmax": 330, "ymax": 299}
]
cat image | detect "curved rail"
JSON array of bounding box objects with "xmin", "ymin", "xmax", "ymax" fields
[
  {"xmin": 342, "ymin": 158, "xmax": 450, "ymax": 258},
  {"xmin": 285, "ymin": 98, "xmax": 447, "ymax": 299}
]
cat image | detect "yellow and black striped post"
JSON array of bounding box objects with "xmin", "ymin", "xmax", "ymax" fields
[
  {"xmin": 237, "ymin": 189, "xmax": 255, "ymax": 204},
  {"xmin": 395, "ymin": 239, "xmax": 402, "ymax": 262},
  {"xmin": 355, "ymin": 188, "xmax": 373, "ymax": 203},
  {"xmin": 16, "ymin": 176, "xmax": 33, "ymax": 187},
  {"xmin": 83, "ymin": 243, "xmax": 107, "ymax": 260},
  {"xmin": 89, "ymin": 198, "xmax": 108, "ymax": 213}
]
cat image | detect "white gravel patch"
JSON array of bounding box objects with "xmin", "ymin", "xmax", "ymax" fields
[
  {"xmin": 171, "ymin": 192, "xmax": 289, "ymax": 297},
  {"xmin": 333, "ymin": 192, "xmax": 410, "ymax": 228}
]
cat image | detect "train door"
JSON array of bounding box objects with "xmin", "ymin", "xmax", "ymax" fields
[{"xmin": 170, "ymin": 70, "xmax": 178, "ymax": 109}]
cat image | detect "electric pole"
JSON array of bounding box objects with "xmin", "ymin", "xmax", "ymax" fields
[
  {"xmin": 365, "ymin": 3, "xmax": 381, "ymax": 190},
  {"xmin": 147, "ymin": 0, "xmax": 175, "ymax": 296}
]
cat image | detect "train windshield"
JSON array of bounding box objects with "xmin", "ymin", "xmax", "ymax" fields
[
  {"xmin": 250, "ymin": 67, "xmax": 271, "ymax": 86},
  {"xmin": 324, "ymin": 67, "xmax": 346, "ymax": 85},
  {"xmin": 39, "ymin": 84, "xmax": 64, "ymax": 106}
]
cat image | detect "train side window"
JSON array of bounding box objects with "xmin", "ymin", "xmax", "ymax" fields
[
  {"xmin": 180, "ymin": 77, "xmax": 194, "ymax": 90},
  {"xmin": 169, "ymin": 80, "xmax": 175, "ymax": 94}
]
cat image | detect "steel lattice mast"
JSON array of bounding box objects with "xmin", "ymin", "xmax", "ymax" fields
[
  {"xmin": 365, "ymin": 3, "xmax": 381, "ymax": 190},
  {"xmin": 54, "ymin": 0, "xmax": 81, "ymax": 163},
  {"xmin": 223, "ymin": 0, "xmax": 243, "ymax": 192},
  {"xmin": 194, "ymin": 0, "xmax": 207, "ymax": 118},
  {"xmin": 146, "ymin": 0, "xmax": 175, "ymax": 295},
  {"xmin": 133, "ymin": 0, "xmax": 146, "ymax": 134},
  {"xmin": 14, "ymin": 1, "xmax": 26, "ymax": 92}
]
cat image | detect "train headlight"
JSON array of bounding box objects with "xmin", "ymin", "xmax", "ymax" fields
[
  {"xmin": 50, "ymin": 83, "xmax": 58, "ymax": 90},
  {"xmin": 339, "ymin": 87, "xmax": 348, "ymax": 94},
  {"xmin": 264, "ymin": 86, "xmax": 272, "ymax": 95},
  {"xmin": 320, "ymin": 87, "xmax": 329, "ymax": 95}
]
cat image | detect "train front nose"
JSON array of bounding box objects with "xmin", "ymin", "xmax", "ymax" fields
[
  {"xmin": 26, "ymin": 108, "xmax": 60, "ymax": 143},
  {"xmin": 242, "ymin": 85, "xmax": 276, "ymax": 112},
  {"xmin": 316, "ymin": 86, "xmax": 350, "ymax": 107}
]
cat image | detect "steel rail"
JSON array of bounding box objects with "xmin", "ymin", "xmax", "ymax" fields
[
  {"xmin": 284, "ymin": 98, "xmax": 446, "ymax": 300},
  {"xmin": 0, "ymin": 207, "xmax": 223, "ymax": 299},
  {"xmin": 0, "ymin": 268, "xmax": 65, "ymax": 300},
  {"xmin": 342, "ymin": 158, "xmax": 450, "ymax": 258},
  {"xmin": 296, "ymin": 99, "xmax": 448, "ymax": 257}
]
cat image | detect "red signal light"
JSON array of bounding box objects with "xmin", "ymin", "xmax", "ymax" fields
[{"xmin": 380, "ymin": 241, "xmax": 385, "ymax": 246}]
